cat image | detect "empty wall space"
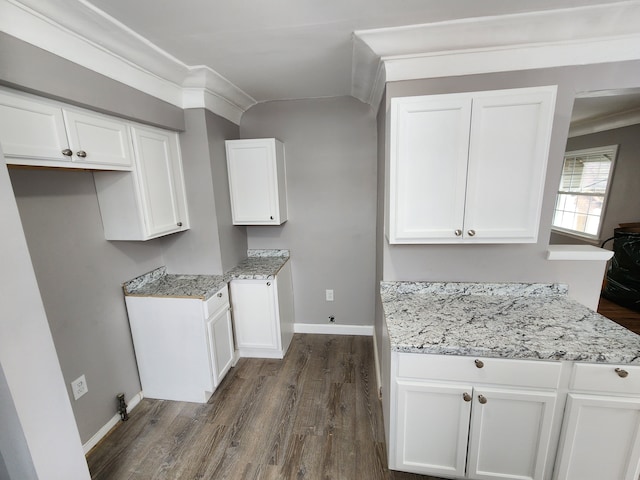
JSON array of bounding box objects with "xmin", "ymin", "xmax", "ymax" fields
[
  {"xmin": 240, "ymin": 97, "xmax": 378, "ymax": 327},
  {"xmin": 8, "ymin": 168, "xmax": 165, "ymax": 444}
]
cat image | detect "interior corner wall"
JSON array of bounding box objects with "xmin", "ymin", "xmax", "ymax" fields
[
  {"xmin": 162, "ymin": 109, "xmax": 246, "ymax": 274},
  {"xmin": 162, "ymin": 109, "xmax": 226, "ymax": 274},
  {"xmin": 0, "ymin": 150, "xmax": 90, "ymax": 479},
  {"xmin": 240, "ymin": 97, "xmax": 377, "ymax": 326},
  {"xmin": 382, "ymin": 61, "xmax": 640, "ymax": 295},
  {"xmin": 205, "ymin": 110, "xmax": 247, "ymax": 272},
  {"xmin": 0, "ymin": 33, "xmax": 184, "ymax": 131}
]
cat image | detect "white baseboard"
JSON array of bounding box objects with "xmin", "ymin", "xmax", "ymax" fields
[
  {"xmin": 294, "ymin": 323, "xmax": 374, "ymax": 336},
  {"xmin": 83, "ymin": 391, "xmax": 144, "ymax": 454}
]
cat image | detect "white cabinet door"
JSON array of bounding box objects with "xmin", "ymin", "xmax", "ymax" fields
[
  {"xmin": 389, "ymin": 94, "xmax": 472, "ymax": 243},
  {"xmin": 0, "ymin": 90, "xmax": 69, "ymax": 161},
  {"xmin": 394, "ymin": 380, "xmax": 472, "ymax": 477},
  {"xmin": 231, "ymin": 278, "xmax": 280, "ymax": 355},
  {"xmin": 467, "ymin": 387, "xmax": 557, "ymax": 480},
  {"xmin": 226, "ymin": 138, "xmax": 287, "ymax": 225},
  {"xmin": 464, "ymin": 89, "xmax": 555, "ymax": 243},
  {"xmin": 388, "ymin": 86, "xmax": 556, "ymax": 244},
  {"xmin": 553, "ymin": 393, "xmax": 640, "ymax": 480},
  {"xmin": 131, "ymin": 125, "xmax": 188, "ymax": 238},
  {"xmin": 206, "ymin": 306, "xmax": 235, "ymax": 388},
  {"xmin": 63, "ymin": 110, "xmax": 133, "ymax": 168}
]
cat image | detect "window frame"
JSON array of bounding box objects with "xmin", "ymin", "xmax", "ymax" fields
[{"xmin": 551, "ymin": 144, "xmax": 618, "ymax": 241}]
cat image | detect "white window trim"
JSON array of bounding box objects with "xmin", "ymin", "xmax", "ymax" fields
[{"xmin": 551, "ymin": 144, "xmax": 618, "ymax": 241}]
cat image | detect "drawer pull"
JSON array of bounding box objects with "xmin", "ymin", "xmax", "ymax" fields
[
  {"xmin": 463, "ymin": 392, "xmax": 472, "ymax": 402},
  {"xmin": 62, "ymin": 148, "xmax": 73, "ymax": 157},
  {"xmin": 217, "ymin": 292, "xmax": 223, "ymax": 298},
  {"xmin": 474, "ymin": 359, "xmax": 484, "ymax": 369},
  {"xmin": 266, "ymin": 282, "xmax": 271, "ymax": 287},
  {"xmin": 615, "ymin": 368, "xmax": 629, "ymax": 378},
  {"xmin": 478, "ymin": 394, "xmax": 487, "ymax": 404},
  {"xmin": 454, "ymin": 229, "xmax": 462, "ymax": 237},
  {"xmin": 76, "ymin": 150, "xmax": 87, "ymax": 158}
]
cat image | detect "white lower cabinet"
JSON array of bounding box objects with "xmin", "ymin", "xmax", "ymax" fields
[
  {"xmin": 391, "ymin": 353, "xmax": 561, "ymax": 480},
  {"xmin": 229, "ymin": 261, "xmax": 294, "ymax": 359},
  {"xmin": 553, "ymin": 363, "xmax": 640, "ymax": 480},
  {"xmin": 124, "ymin": 285, "xmax": 235, "ymax": 403}
]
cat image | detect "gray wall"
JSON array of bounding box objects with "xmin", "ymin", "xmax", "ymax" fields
[
  {"xmin": 9, "ymin": 169, "xmax": 165, "ymax": 443},
  {"xmin": 240, "ymin": 97, "xmax": 377, "ymax": 326},
  {"xmin": 550, "ymin": 123, "xmax": 640, "ymax": 246},
  {"xmin": 207, "ymin": 110, "xmax": 248, "ymax": 272},
  {"xmin": 382, "ymin": 60, "xmax": 640, "ymax": 285},
  {"xmin": 162, "ymin": 109, "xmax": 245, "ymax": 274},
  {"xmin": 1, "ymin": 148, "xmax": 89, "ymax": 478}
]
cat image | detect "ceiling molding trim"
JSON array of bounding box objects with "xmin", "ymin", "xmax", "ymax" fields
[
  {"xmin": 568, "ymin": 108, "xmax": 640, "ymax": 137},
  {"xmin": 381, "ymin": 34, "xmax": 640, "ymax": 84},
  {"xmin": 353, "ymin": 1, "xmax": 640, "ymax": 107},
  {"xmin": 1, "ymin": 0, "xmax": 255, "ymax": 125}
]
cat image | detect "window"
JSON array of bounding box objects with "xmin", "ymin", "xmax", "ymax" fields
[{"xmin": 552, "ymin": 145, "xmax": 617, "ymax": 240}]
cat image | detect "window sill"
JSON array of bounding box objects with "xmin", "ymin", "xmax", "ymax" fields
[{"xmin": 546, "ymin": 245, "xmax": 614, "ymax": 261}]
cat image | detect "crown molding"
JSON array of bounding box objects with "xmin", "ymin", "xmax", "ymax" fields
[
  {"xmin": 568, "ymin": 107, "xmax": 640, "ymax": 137},
  {"xmin": 354, "ymin": 1, "xmax": 640, "ymax": 111},
  {"xmin": 0, "ymin": 0, "xmax": 256, "ymax": 124}
]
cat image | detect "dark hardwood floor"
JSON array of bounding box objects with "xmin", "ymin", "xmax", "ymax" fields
[
  {"xmin": 597, "ymin": 295, "xmax": 640, "ymax": 335},
  {"xmin": 87, "ymin": 334, "xmax": 440, "ymax": 480}
]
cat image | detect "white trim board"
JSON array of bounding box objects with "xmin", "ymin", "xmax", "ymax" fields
[
  {"xmin": 294, "ymin": 323, "xmax": 374, "ymax": 336},
  {"xmin": 82, "ymin": 391, "xmax": 144, "ymax": 454},
  {"xmin": 1, "ymin": 0, "xmax": 255, "ymax": 125}
]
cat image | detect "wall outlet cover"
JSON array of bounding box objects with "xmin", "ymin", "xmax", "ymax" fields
[{"xmin": 71, "ymin": 374, "xmax": 88, "ymax": 400}]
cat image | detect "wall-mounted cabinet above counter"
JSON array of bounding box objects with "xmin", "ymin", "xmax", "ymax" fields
[
  {"xmin": 388, "ymin": 85, "xmax": 557, "ymax": 244},
  {"xmin": 225, "ymin": 138, "xmax": 288, "ymax": 225},
  {"xmin": 0, "ymin": 88, "xmax": 189, "ymax": 241}
]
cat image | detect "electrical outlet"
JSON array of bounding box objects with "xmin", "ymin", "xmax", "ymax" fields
[
  {"xmin": 326, "ymin": 289, "xmax": 334, "ymax": 302},
  {"xmin": 71, "ymin": 375, "xmax": 88, "ymax": 400}
]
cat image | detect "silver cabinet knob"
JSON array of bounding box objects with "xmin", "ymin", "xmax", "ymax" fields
[
  {"xmin": 177, "ymin": 222, "xmax": 183, "ymax": 227},
  {"xmin": 454, "ymin": 229, "xmax": 462, "ymax": 236},
  {"xmin": 270, "ymin": 215, "xmax": 274, "ymax": 220},
  {"xmin": 474, "ymin": 359, "xmax": 484, "ymax": 369},
  {"xmin": 217, "ymin": 292, "xmax": 223, "ymax": 298},
  {"xmin": 468, "ymin": 229, "xmax": 476, "ymax": 237},
  {"xmin": 61, "ymin": 148, "xmax": 73, "ymax": 157},
  {"xmin": 478, "ymin": 394, "xmax": 487, "ymax": 404},
  {"xmin": 266, "ymin": 282, "xmax": 271, "ymax": 287},
  {"xmin": 463, "ymin": 392, "xmax": 472, "ymax": 402},
  {"xmin": 615, "ymin": 368, "xmax": 629, "ymax": 378},
  {"xmin": 76, "ymin": 150, "xmax": 87, "ymax": 158}
]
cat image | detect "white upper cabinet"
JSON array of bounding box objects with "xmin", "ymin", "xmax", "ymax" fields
[
  {"xmin": 225, "ymin": 138, "xmax": 288, "ymax": 225},
  {"xmin": 94, "ymin": 125, "xmax": 189, "ymax": 241},
  {"xmin": 389, "ymin": 85, "xmax": 557, "ymax": 244},
  {"xmin": 0, "ymin": 89, "xmax": 133, "ymax": 170}
]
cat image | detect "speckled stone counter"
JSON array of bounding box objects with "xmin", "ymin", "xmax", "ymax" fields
[
  {"xmin": 123, "ymin": 267, "xmax": 227, "ymax": 300},
  {"xmin": 381, "ymin": 281, "xmax": 640, "ymax": 364},
  {"xmin": 225, "ymin": 249, "xmax": 289, "ymax": 280},
  {"xmin": 123, "ymin": 249, "xmax": 290, "ymax": 299}
]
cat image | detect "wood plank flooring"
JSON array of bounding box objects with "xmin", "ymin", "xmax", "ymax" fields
[
  {"xmin": 87, "ymin": 334, "xmax": 440, "ymax": 480},
  {"xmin": 597, "ymin": 295, "xmax": 640, "ymax": 335}
]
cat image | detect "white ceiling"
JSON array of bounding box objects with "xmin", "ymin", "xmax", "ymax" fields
[{"xmin": 83, "ymin": 0, "xmax": 632, "ymax": 103}]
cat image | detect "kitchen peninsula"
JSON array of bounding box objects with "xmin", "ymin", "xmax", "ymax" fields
[{"xmin": 380, "ymin": 281, "xmax": 640, "ymax": 480}]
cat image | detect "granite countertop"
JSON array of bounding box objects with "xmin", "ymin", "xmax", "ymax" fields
[
  {"xmin": 381, "ymin": 281, "xmax": 640, "ymax": 364},
  {"xmin": 225, "ymin": 249, "xmax": 289, "ymax": 280},
  {"xmin": 123, "ymin": 249, "xmax": 290, "ymax": 299},
  {"xmin": 123, "ymin": 266, "xmax": 227, "ymax": 300}
]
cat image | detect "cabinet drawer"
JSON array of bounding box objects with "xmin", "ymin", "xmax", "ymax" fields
[
  {"xmin": 396, "ymin": 353, "xmax": 562, "ymax": 389},
  {"xmin": 571, "ymin": 363, "xmax": 640, "ymax": 395},
  {"xmin": 204, "ymin": 285, "xmax": 229, "ymax": 317}
]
